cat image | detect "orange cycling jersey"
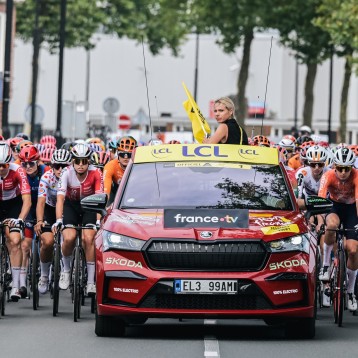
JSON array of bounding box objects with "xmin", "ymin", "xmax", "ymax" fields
[
  {"xmin": 318, "ymin": 168, "xmax": 358, "ymax": 204},
  {"xmin": 103, "ymin": 159, "xmax": 125, "ymax": 196}
]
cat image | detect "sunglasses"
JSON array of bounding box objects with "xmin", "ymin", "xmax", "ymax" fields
[
  {"xmin": 52, "ymin": 163, "xmax": 68, "ymax": 170},
  {"xmin": 21, "ymin": 161, "xmax": 37, "ymax": 168},
  {"xmin": 118, "ymin": 152, "xmax": 132, "ymax": 159},
  {"xmin": 309, "ymin": 162, "xmax": 325, "ymax": 168},
  {"xmin": 73, "ymin": 158, "xmax": 89, "ymax": 165},
  {"xmin": 336, "ymin": 166, "xmax": 352, "ymax": 173},
  {"xmin": 0, "ymin": 163, "xmax": 9, "ymax": 169}
]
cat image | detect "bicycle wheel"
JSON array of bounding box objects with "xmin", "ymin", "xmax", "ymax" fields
[
  {"xmin": 32, "ymin": 239, "xmax": 40, "ymax": 310},
  {"xmin": 73, "ymin": 247, "xmax": 81, "ymax": 322},
  {"xmin": 52, "ymin": 240, "xmax": 61, "ymax": 317},
  {"xmin": 333, "ymin": 259, "xmax": 339, "ymax": 323},
  {"xmin": 0, "ymin": 245, "xmax": 6, "ymax": 317},
  {"xmin": 337, "ymin": 249, "xmax": 346, "ymax": 327}
]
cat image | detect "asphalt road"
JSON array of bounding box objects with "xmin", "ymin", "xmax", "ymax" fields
[{"xmin": 0, "ymin": 291, "xmax": 357, "ymax": 358}]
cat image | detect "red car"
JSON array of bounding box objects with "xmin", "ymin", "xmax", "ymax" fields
[{"xmin": 81, "ymin": 144, "xmax": 331, "ymax": 338}]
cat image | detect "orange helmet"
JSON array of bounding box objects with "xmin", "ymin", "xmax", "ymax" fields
[
  {"xmin": 253, "ymin": 135, "xmax": 271, "ymax": 147},
  {"xmin": 118, "ymin": 136, "xmax": 137, "ymax": 152}
]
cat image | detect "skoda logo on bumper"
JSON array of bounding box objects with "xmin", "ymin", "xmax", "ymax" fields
[{"xmin": 200, "ymin": 231, "xmax": 213, "ymax": 239}]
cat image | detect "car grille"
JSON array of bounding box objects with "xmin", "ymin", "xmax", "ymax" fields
[{"xmin": 144, "ymin": 240, "xmax": 268, "ymax": 271}]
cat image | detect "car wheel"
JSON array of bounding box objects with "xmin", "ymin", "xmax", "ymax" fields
[
  {"xmin": 95, "ymin": 311, "xmax": 126, "ymax": 337},
  {"xmin": 284, "ymin": 317, "xmax": 315, "ymax": 339}
]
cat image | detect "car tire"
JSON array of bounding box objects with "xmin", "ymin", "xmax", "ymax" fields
[
  {"xmin": 95, "ymin": 311, "xmax": 126, "ymax": 337},
  {"xmin": 284, "ymin": 317, "xmax": 315, "ymax": 339}
]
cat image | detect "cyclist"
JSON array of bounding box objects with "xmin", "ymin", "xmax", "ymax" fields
[
  {"xmin": 18, "ymin": 145, "xmax": 48, "ymax": 298},
  {"xmin": 0, "ymin": 142, "xmax": 31, "ymax": 301},
  {"xmin": 107, "ymin": 139, "xmax": 118, "ymax": 160},
  {"xmin": 318, "ymin": 147, "xmax": 358, "ymax": 311},
  {"xmin": 8, "ymin": 137, "xmax": 23, "ymax": 162},
  {"xmin": 34, "ymin": 149, "xmax": 72, "ymax": 294},
  {"xmin": 52, "ymin": 143, "xmax": 103, "ymax": 295},
  {"xmin": 103, "ymin": 136, "xmax": 137, "ymax": 204},
  {"xmin": 90, "ymin": 151, "xmax": 111, "ymax": 172}
]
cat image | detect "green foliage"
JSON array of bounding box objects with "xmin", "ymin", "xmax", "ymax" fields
[
  {"xmin": 263, "ymin": 0, "xmax": 332, "ymax": 64},
  {"xmin": 16, "ymin": 0, "xmax": 106, "ymax": 52},
  {"xmin": 104, "ymin": 0, "xmax": 190, "ymax": 56}
]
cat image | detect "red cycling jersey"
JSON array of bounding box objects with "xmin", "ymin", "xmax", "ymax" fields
[
  {"xmin": 57, "ymin": 165, "xmax": 103, "ymax": 201},
  {"xmin": 318, "ymin": 168, "xmax": 358, "ymax": 204},
  {"xmin": 0, "ymin": 163, "xmax": 31, "ymax": 200}
]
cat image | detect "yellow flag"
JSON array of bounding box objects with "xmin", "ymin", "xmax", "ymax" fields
[{"xmin": 182, "ymin": 82, "xmax": 211, "ymax": 143}]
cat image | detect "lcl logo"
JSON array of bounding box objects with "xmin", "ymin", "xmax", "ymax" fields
[{"xmin": 151, "ymin": 147, "xmax": 172, "ymax": 159}]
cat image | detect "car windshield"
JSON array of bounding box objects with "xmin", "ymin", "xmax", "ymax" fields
[{"xmin": 119, "ymin": 162, "xmax": 293, "ymax": 210}]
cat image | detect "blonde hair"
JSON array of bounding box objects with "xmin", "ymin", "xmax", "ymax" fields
[{"xmin": 214, "ymin": 97, "xmax": 235, "ymax": 116}]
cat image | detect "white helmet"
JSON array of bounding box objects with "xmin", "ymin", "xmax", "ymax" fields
[
  {"xmin": 148, "ymin": 139, "xmax": 163, "ymax": 146},
  {"xmin": 334, "ymin": 147, "xmax": 355, "ymax": 166},
  {"xmin": 52, "ymin": 149, "xmax": 72, "ymax": 164},
  {"xmin": 299, "ymin": 125, "xmax": 312, "ymax": 135},
  {"xmin": 325, "ymin": 149, "xmax": 334, "ymax": 168},
  {"xmin": 0, "ymin": 142, "xmax": 12, "ymax": 164},
  {"xmin": 71, "ymin": 143, "xmax": 91, "ymax": 159},
  {"xmin": 306, "ymin": 145, "xmax": 328, "ymax": 163},
  {"xmin": 279, "ymin": 138, "xmax": 295, "ymax": 150}
]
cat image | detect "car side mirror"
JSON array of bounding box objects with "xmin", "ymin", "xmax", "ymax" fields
[
  {"xmin": 81, "ymin": 193, "xmax": 108, "ymax": 217},
  {"xmin": 304, "ymin": 195, "xmax": 333, "ymax": 219}
]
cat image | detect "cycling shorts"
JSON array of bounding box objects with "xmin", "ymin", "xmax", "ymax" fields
[
  {"xmin": 63, "ymin": 199, "xmax": 96, "ymax": 228},
  {"xmin": 41, "ymin": 204, "xmax": 56, "ymax": 233},
  {"xmin": 24, "ymin": 207, "xmax": 36, "ymax": 238},
  {"xmin": 329, "ymin": 200, "xmax": 358, "ymax": 240},
  {"xmin": 0, "ymin": 196, "xmax": 24, "ymax": 233}
]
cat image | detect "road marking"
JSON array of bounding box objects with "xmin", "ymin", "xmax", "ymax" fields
[{"xmin": 204, "ymin": 320, "xmax": 220, "ymax": 358}]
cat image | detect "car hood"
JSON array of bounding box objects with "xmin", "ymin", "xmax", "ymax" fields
[{"xmin": 103, "ymin": 209, "xmax": 308, "ymax": 243}]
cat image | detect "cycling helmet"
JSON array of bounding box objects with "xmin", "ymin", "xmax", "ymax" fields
[
  {"xmin": 253, "ymin": 135, "xmax": 271, "ymax": 147},
  {"xmin": 0, "ymin": 142, "xmax": 12, "ymax": 164},
  {"xmin": 107, "ymin": 139, "xmax": 118, "ymax": 151},
  {"xmin": 296, "ymin": 136, "xmax": 313, "ymax": 146},
  {"xmin": 299, "ymin": 141, "xmax": 315, "ymax": 150},
  {"xmin": 306, "ymin": 145, "xmax": 328, "ymax": 163},
  {"xmin": 15, "ymin": 132, "xmax": 30, "ymax": 140},
  {"xmin": 299, "ymin": 125, "xmax": 312, "ymax": 135},
  {"xmin": 88, "ymin": 143, "xmax": 102, "ymax": 153},
  {"xmin": 326, "ymin": 149, "xmax": 334, "ymax": 168},
  {"xmin": 282, "ymin": 134, "xmax": 296, "ymax": 143},
  {"xmin": 300, "ymin": 147, "xmax": 309, "ymax": 162},
  {"xmin": 279, "ymin": 138, "xmax": 295, "ymax": 150},
  {"xmin": 16, "ymin": 140, "xmax": 33, "ymax": 153},
  {"xmin": 118, "ymin": 136, "xmax": 137, "ymax": 152},
  {"xmin": 61, "ymin": 141, "xmax": 76, "ymax": 151},
  {"xmin": 86, "ymin": 137, "xmax": 104, "ymax": 145},
  {"xmin": 8, "ymin": 137, "xmax": 24, "ymax": 149},
  {"xmin": 90, "ymin": 151, "xmax": 111, "ymax": 168},
  {"xmin": 40, "ymin": 135, "xmax": 56, "ymax": 145},
  {"xmin": 0, "ymin": 135, "xmax": 4, "ymax": 141},
  {"xmin": 71, "ymin": 143, "xmax": 91, "ymax": 159},
  {"xmin": 40, "ymin": 148, "xmax": 55, "ymax": 163},
  {"xmin": 51, "ymin": 149, "xmax": 72, "ymax": 164},
  {"xmin": 167, "ymin": 140, "xmax": 181, "ymax": 144},
  {"xmin": 18, "ymin": 145, "xmax": 40, "ymax": 162},
  {"xmin": 147, "ymin": 139, "xmax": 163, "ymax": 146},
  {"xmin": 276, "ymin": 145, "xmax": 289, "ymax": 164},
  {"xmin": 348, "ymin": 145, "xmax": 358, "ymax": 157},
  {"xmin": 317, "ymin": 140, "xmax": 330, "ymax": 148},
  {"xmin": 42, "ymin": 142, "xmax": 57, "ymax": 150},
  {"xmin": 334, "ymin": 147, "xmax": 355, "ymax": 166},
  {"xmin": 74, "ymin": 139, "xmax": 86, "ymax": 144}
]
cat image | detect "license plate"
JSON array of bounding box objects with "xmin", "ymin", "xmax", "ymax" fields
[{"xmin": 174, "ymin": 280, "xmax": 238, "ymax": 295}]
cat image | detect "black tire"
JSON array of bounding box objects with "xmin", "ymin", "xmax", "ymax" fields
[
  {"xmin": 73, "ymin": 247, "xmax": 81, "ymax": 322},
  {"xmin": 32, "ymin": 239, "xmax": 40, "ymax": 310},
  {"xmin": 337, "ymin": 249, "xmax": 346, "ymax": 327},
  {"xmin": 95, "ymin": 311, "xmax": 126, "ymax": 337},
  {"xmin": 285, "ymin": 317, "xmax": 315, "ymax": 339},
  {"xmin": 52, "ymin": 241, "xmax": 61, "ymax": 317}
]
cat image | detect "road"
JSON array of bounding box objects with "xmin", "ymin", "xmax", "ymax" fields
[{"xmin": 0, "ymin": 291, "xmax": 357, "ymax": 358}]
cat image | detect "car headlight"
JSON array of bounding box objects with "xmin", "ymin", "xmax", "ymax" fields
[
  {"xmin": 268, "ymin": 235, "xmax": 309, "ymax": 254},
  {"xmin": 102, "ymin": 230, "xmax": 145, "ymax": 252}
]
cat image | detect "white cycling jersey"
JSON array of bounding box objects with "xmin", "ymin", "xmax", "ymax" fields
[
  {"xmin": 296, "ymin": 166, "xmax": 328, "ymax": 198},
  {"xmin": 38, "ymin": 169, "xmax": 58, "ymax": 207}
]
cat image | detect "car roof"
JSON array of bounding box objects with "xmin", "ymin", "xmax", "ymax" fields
[{"xmin": 133, "ymin": 144, "xmax": 279, "ymax": 165}]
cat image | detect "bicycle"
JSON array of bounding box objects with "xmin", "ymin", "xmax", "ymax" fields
[
  {"xmin": 0, "ymin": 221, "xmax": 12, "ymax": 317},
  {"xmin": 326, "ymin": 226, "xmax": 356, "ymax": 327},
  {"xmin": 50, "ymin": 229, "xmax": 62, "ymax": 317},
  {"xmin": 65, "ymin": 224, "xmax": 94, "ymax": 322}
]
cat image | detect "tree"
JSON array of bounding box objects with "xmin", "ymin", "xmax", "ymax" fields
[
  {"xmin": 264, "ymin": 0, "xmax": 332, "ymax": 130},
  {"xmin": 189, "ymin": 0, "xmax": 266, "ymax": 127},
  {"xmin": 314, "ymin": 0, "xmax": 358, "ymax": 142}
]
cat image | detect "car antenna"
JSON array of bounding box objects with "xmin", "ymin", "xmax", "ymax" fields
[
  {"xmin": 155, "ymin": 96, "xmax": 162, "ymax": 141},
  {"xmin": 261, "ymin": 36, "xmax": 273, "ymax": 135},
  {"xmin": 251, "ymin": 96, "xmax": 260, "ymax": 139},
  {"xmin": 141, "ymin": 38, "xmax": 153, "ymax": 141}
]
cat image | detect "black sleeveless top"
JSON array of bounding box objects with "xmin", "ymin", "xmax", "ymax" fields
[{"xmin": 224, "ymin": 118, "xmax": 249, "ymax": 145}]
